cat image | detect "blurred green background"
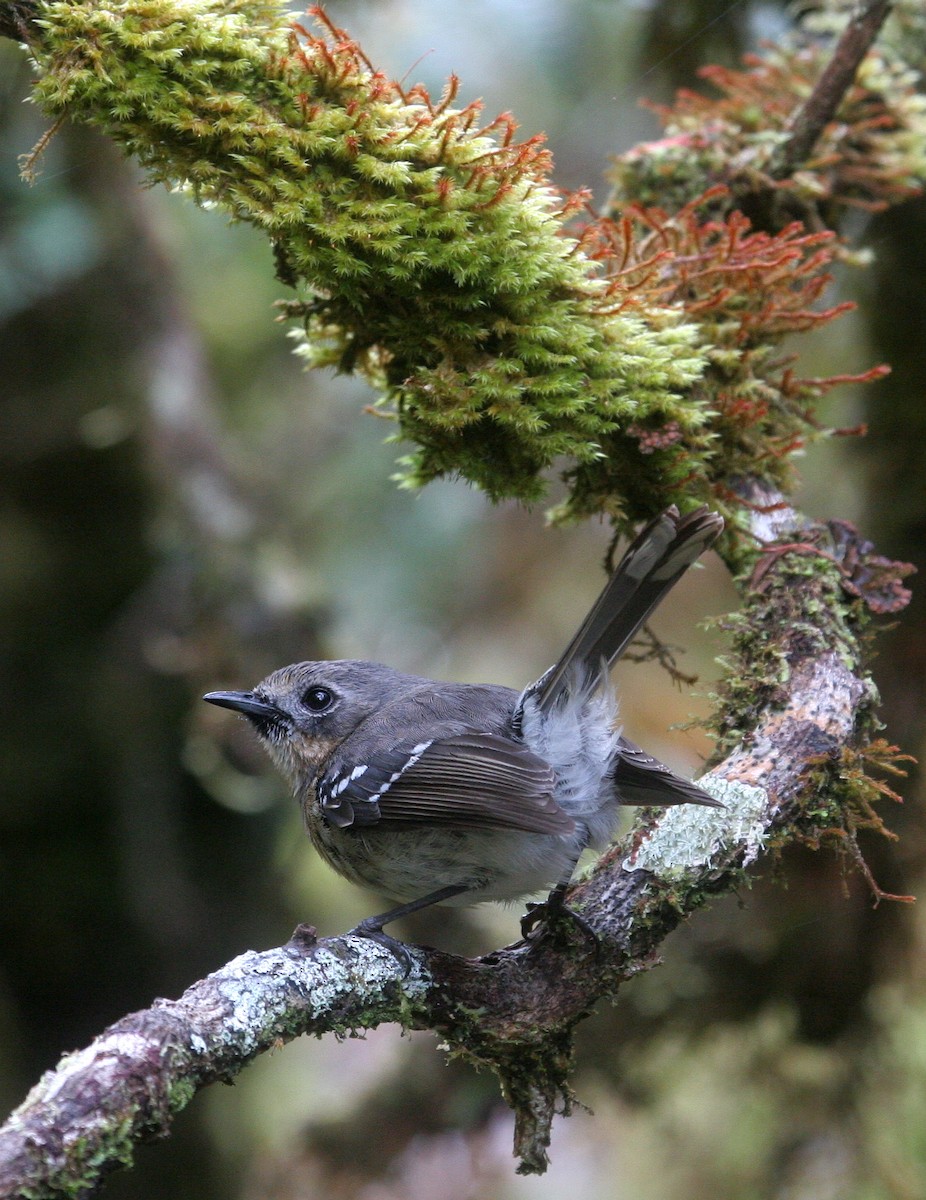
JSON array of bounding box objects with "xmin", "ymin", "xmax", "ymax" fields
[{"xmin": 1, "ymin": 2, "xmax": 925, "ymax": 1197}]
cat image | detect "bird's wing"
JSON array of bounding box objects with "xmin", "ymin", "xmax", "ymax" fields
[
  {"xmin": 317, "ymin": 731, "xmax": 575, "ymax": 834},
  {"xmin": 614, "ymin": 738, "xmax": 722, "ymax": 807}
]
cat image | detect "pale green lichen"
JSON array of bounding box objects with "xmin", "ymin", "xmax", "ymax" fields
[{"xmin": 623, "ymin": 776, "xmax": 769, "ymax": 877}]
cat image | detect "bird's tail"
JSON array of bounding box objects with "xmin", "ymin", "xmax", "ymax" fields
[{"xmin": 534, "ymin": 505, "xmax": 724, "ymax": 714}]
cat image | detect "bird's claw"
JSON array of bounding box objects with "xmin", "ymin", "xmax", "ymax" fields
[
  {"xmin": 520, "ymin": 894, "xmax": 601, "ymax": 960},
  {"xmin": 347, "ymin": 918, "xmax": 415, "ymax": 976}
]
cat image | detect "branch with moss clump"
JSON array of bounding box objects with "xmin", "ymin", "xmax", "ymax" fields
[
  {"xmin": 0, "ymin": 495, "xmax": 912, "ymax": 1195},
  {"xmin": 17, "ymin": 0, "xmax": 709, "ymax": 512},
  {"xmin": 6, "ymin": 0, "xmax": 925, "ymax": 532}
]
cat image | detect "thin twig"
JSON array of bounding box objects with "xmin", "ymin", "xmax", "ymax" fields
[{"xmin": 770, "ymin": 0, "xmax": 893, "ymax": 177}]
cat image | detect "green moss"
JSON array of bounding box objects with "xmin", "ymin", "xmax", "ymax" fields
[
  {"xmin": 24, "ymin": 0, "xmax": 716, "ymax": 522},
  {"xmin": 791, "ymin": 737, "xmax": 914, "ymax": 897},
  {"xmin": 20, "ymin": 1, "xmax": 926, "ymax": 529},
  {"xmin": 708, "ymin": 546, "xmax": 867, "ymax": 757}
]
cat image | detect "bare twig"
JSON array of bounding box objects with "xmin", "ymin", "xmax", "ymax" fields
[
  {"xmin": 770, "ymin": 0, "xmax": 893, "ymax": 177},
  {"xmin": 622, "ymin": 624, "xmax": 699, "ymax": 688}
]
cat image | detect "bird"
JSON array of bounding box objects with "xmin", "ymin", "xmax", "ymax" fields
[{"xmin": 204, "ymin": 505, "xmax": 723, "ymax": 959}]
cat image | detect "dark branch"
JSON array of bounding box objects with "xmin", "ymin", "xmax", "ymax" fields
[
  {"xmin": 0, "ymin": 490, "xmax": 908, "ymax": 1194},
  {"xmin": 0, "ymin": 0, "xmax": 37, "ymax": 42},
  {"xmin": 770, "ymin": 0, "xmax": 893, "ymax": 177}
]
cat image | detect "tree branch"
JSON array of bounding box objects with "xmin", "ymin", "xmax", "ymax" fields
[
  {"xmin": 0, "ymin": 488, "xmax": 911, "ymax": 1195},
  {"xmin": 770, "ymin": 0, "xmax": 893, "ymax": 177}
]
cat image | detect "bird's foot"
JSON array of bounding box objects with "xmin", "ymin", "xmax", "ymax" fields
[
  {"xmin": 346, "ymin": 917, "xmax": 415, "ymax": 976},
  {"xmin": 343, "ymin": 884, "xmax": 469, "ymax": 976},
  {"xmin": 520, "ymin": 889, "xmax": 600, "ymax": 959}
]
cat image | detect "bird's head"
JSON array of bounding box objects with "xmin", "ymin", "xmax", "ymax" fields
[{"xmin": 203, "ymin": 659, "xmax": 417, "ymax": 790}]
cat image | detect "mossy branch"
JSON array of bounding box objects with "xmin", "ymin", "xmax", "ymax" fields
[
  {"xmin": 6, "ymin": 0, "xmax": 924, "ymax": 530},
  {"xmin": 0, "ymin": 495, "xmax": 911, "ymax": 1193},
  {"xmin": 16, "ymin": 0, "xmax": 711, "ymax": 515}
]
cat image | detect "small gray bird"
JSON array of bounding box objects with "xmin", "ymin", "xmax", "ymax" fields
[{"xmin": 204, "ymin": 505, "xmax": 723, "ymax": 955}]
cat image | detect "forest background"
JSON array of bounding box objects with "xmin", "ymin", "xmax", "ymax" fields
[{"xmin": 2, "ymin": 1, "xmax": 925, "ymax": 1198}]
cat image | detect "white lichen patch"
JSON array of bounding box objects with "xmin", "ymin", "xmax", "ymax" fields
[
  {"xmin": 204, "ymin": 939, "xmax": 432, "ymax": 1054},
  {"xmin": 189, "ymin": 1033, "xmax": 208, "ymax": 1055},
  {"xmin": 623, "ymin": 774, "xmax": 770, "ymax": 876},
  {"xmin": 38, "ymin": 1033, "xmax": 153, "ymax": 1106}
]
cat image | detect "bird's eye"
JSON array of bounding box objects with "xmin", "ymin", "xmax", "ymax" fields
[{"xmin": 301, "ymin": 686, "xmax": 334, "ymax": 713}]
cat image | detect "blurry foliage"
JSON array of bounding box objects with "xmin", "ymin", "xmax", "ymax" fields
[{"xmin": 1, "ymin": 2, "xmax": 926, "ymax": 1199}]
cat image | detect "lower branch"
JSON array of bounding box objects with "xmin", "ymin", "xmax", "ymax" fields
[{"xmin": 0, "ymin": 493, "xmax": 912, "ymax": 1196}]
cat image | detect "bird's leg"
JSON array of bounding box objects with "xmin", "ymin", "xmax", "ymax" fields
[
  {"xmin": 348, "ymin": 883, "xmax": 470, "ymax": 973},
  {"xmin": 520, "ymin": 830, "xmax": 600, "ymax": 955},
  {"xmin": 520, "ymin": 881, "xmax": 600, "ymax": 956}
]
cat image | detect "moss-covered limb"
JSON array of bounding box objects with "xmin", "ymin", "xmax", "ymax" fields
[
  {"xmin": 2, "ymin": 2, "xmax": 920, "ymax": 529},
  {"xmin": 595, "ymin": 1, "xmax": 926, "ymax": 532},
  {"xmin": 702, "ymin": 488, "xmax": 913, "ymax": 874},
  {"xmin": 557, "ymin": 203, "xmax": 894, "ymax": 531},
  {"xmin": 5, "ymin": 0, "xmax": 711, "ymax": 514},
  {"xmin": 1, "ymin": 493, "xmax": 912, "ymax": 1192}
]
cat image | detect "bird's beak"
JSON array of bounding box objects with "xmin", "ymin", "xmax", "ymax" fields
[{"xmin": 202, "ymin": 690, "xmax": 281, "ymax": 719}]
